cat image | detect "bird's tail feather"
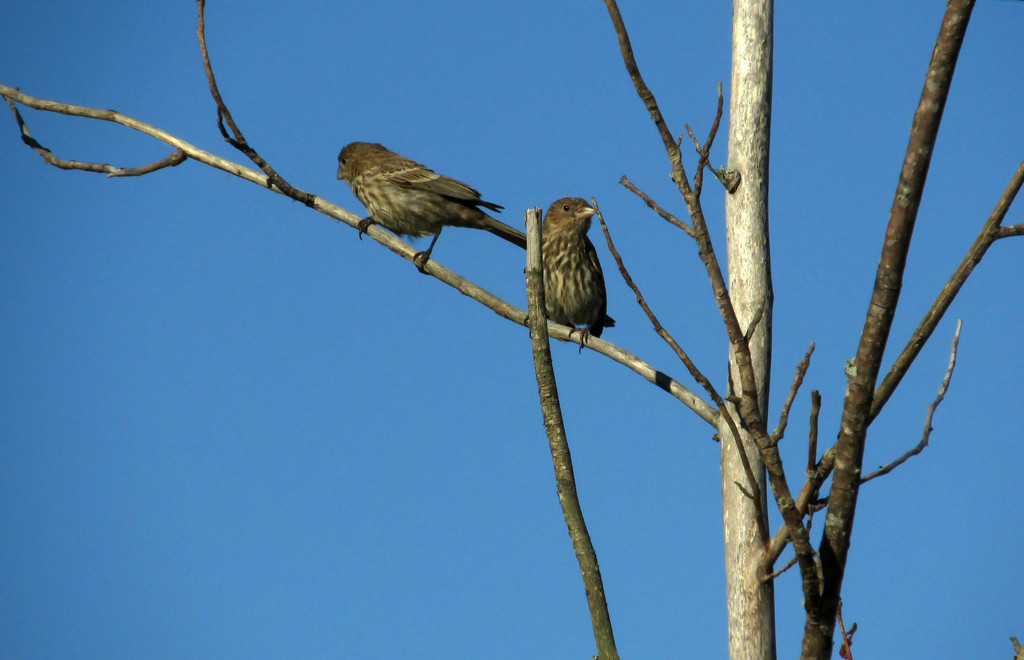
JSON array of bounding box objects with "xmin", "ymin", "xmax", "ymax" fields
[{"xmin": 482, "ymin": 217, "xmax": 527, "ymax": 249}]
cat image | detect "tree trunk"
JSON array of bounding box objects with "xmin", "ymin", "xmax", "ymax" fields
[{"xmin": 720, "ymin": 0, "xmax": 775, "ymax": 658}]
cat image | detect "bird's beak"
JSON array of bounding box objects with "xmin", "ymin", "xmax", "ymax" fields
[
  {"xmin": 337, "ymin": 167, "xmax": 344, "ymax": 181},
  {"xmin": 575, "ymin": 206, "xmax": 596, "ymax": 221}
]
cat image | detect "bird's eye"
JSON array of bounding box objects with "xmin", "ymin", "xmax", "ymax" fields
[
  {"xmin": 340, "ymin": 158, "xmax": 346, "ymax": 165},
  {"xmin": 563, "ymin": 205, "xmax": 570, "ymax": 212}
]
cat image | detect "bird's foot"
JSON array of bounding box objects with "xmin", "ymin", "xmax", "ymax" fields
[
  {"xmin": 412, "ymin": 250, "xmax": 431, "ymax": 273},
  {"xmin": 569, "ymin": 327, "xmax": 591, "ymax": 353},
  {"xmin": 412, "ymin": 233, "xmax": 440, "ymax": 273},
  {"xmin": 357, "ymin": 217, "xmax": 375, "ymax": 240}
]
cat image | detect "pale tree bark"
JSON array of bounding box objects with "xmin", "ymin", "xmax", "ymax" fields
[{"xmin": 720, "ymin": 1, "xmax": 775, "ymax": 659}]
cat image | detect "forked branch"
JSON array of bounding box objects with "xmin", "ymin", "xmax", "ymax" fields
[
  {"xmin": 812, "ymin": 3, "xmax": 977, "ymax": 657},
  {"xmin": 870, "ymin": 157, "xmax": 1024, "ymax": 422}
]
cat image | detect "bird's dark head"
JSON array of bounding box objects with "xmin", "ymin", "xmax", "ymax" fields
[
  {"xmin": 545, "ymin": 197, "xmax": 596, "ymax": 232},
  {"xmin": 337, "ymin": 141, "xmax": 388, "ymax": 181}
]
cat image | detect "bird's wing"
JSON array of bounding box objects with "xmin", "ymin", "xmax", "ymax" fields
[
  {"xmin": 586, "ymin": 236, "xmax": 615, "ymax": 329},
  {"xmin": 383, "ymin": 164, "xmax": 504, "ymax": 211}
]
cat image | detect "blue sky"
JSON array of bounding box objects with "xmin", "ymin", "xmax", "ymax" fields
[{"xmin": 2, "ymin": 2, "xmax": 1022, "ymax": 658}]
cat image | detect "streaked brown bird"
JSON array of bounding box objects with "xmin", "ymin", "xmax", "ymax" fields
[
  {"xmin": 337, "ymin": 141, "xmax": 526, "ymax": 269},
  {"xmin": 542, "ymin": 197, "xmax": 615, "ymax": 347}
]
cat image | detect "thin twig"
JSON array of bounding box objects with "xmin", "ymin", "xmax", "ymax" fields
[
  {"xmin": 862, "ymin": 319, "xmax": 962, "ymax": 484},
  {"xmin": 772, "ymin": 344, "xmax": 816, "ymax": 442},
  {"xmin": 763, "ymin": 554, "xmax": 799, "ymax": 582},
  {"xmin": 109, "ymin": 150, "xmax": 188, "ymax": 177},
  {"xmin": 807, "ymin": 390, "xmax": 822, "ymax": 475},
  {"xmin": 619, "ymin": 176, "xmax": 695, "ymax": 237},
  {"xmin": 688, "ymin": 84, "xmax": 728, "ymax": 197},
  {"xmin": 837, "ymin": 601, "xmax": 857, "ymax": 660},
  {"xmin": 593, "ymin": 200, "xmax": 719, "ymax": 407},
  {"xmin": 685, "ymin": 125, "xmax": 702, "ymax": 154},
  {"xmin": 525, "ymin": 208, "xmax": 619, "ymax": 660},
  {"xmin": 743, "ymin": 303, "xmax": 765, "ymax": 343},
  {"xmin": 602, "ymin": 0, "xmax": 688, "ymax": 192},
  {"xmin": 195, "ymin": 0, "xmax": 314, "ymax": 207},
  {"xmin": 735, "ymin": 482, "xmax": 754, "ymax": 501},
  {"xmin": 5, "ymin": 95, "xmax": 186, "ymax": 177}
]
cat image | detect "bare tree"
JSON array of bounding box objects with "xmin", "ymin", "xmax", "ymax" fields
[{"xmin": 2, "ymin": 1, "xmax": 1021, "ymax": 658}]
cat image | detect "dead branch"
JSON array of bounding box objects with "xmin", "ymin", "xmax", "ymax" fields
[
  {"xmin": 807, "ymin": 390, "xmax": 822, "ymax": 475},
  {"xmin": 861, "ymin": 319, "xmax": 962, "ymax": 484},
  {"xmin": 195, "ymin": 0, "xmax": 313, "ymax": 207},
  {"xmin": 763, "ymin": 554, "xmax": 799, "ymax": 582},
  {"xmin": 687, "ymin": 83, "xmax": 732, "ymax": 196},
  {"xmin": 602, "ymin": 0, "xmax": 689, "ymax": 192},
  {"xmin": 619, "ymin": 176, "xmax": 695, "ymax": 237},
  {"xmin": 772, "ymin": 344, "xmax": 816, "ymax": 443},
  {"xmin": 593, "ymin": 201, "xmax": 720, "ymax": 410},
  {"xmin": 763, "ymin": 435, "xmax": 834, "ymax": 575},
  {"xmin": 837, "ymin": 601, "xmax": 856, "ymax": 660},
  {"xmin": 743, "ymin": 304, "xmax": 766, "ymax": 344},
  {"xmin": 524, "ymin": 208, "xmax": 619, "ymax": 660},
  {"xmin": 5, "ymin": 94, "xmax": 186, "ymax": 177}
]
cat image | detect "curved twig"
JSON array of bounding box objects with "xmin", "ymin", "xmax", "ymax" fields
[{"xmin": 195, "ymin": 0, "xmax": 314, "ymax": 206}]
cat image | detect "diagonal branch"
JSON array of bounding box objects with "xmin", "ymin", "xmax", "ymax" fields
[
  {"xmin": 593, "ymin": 202, "xmax": 720, "ymax": 409},
  {"xmin": 594, "ymin": 200, "xmax": 766, "ymax": 539},
  {"xmin": 619, "ymin": 176, "xmax": 695, "ymax": 237},
  {"xmin": 525, "ymin": 208, "xmax": 618, "ymax": 660},
  {"xmin": 0, "ymin": 84, "xmax": 718, "ymax": 427},
  {"xmin": 862, "ymin": 319, "xmax": 962, "ymax": 484},
  {"xmin": 870, "ymin": 156, "xmax": 1024, "ymax": 422},
  {"xmin": 686, "ymin": 83, "xmax": 731, "ymax": 197},
  {"xmin": 763, "ymin": 437, "xmax": 834, "ymax": 574},
  {"xmin": 811, "ymin": 2, "xmax": 977, "ymax": 657}
]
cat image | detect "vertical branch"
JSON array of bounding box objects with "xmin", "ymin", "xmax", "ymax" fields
[
  {"xmin": 524, "ymin": 209, "xmax": 619, "ymax": 660},
  {"xmin": 721, "ymin": 0, "xmax": 777, "ymax": 658},
  {"xmin": 806, "ymin": 2, "xmax": 976, "ymax": 658}
]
